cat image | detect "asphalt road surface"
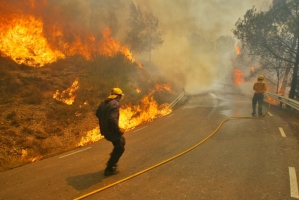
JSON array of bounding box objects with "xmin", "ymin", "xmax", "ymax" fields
[{"xmin": 1, "ymin": 92, "xmax": 299, "ymax": 200}]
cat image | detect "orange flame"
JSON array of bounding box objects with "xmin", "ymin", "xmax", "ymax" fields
[
  {"xmin": 155, "ymin": 84, "xmax": 171, "ymax": 92},
  {"xmin": 251, "ymin": 65, "xmax": 255, "ymax": 72},
  {"xmin": 99, "ymin": 27, "xmax": 135, "ymax": 62},
  {"xmin": 234, "ymin": 68, "xmax": 244, "ymax": 85},
  {"xmin": 21, "ymin": 149, "xmax": 42, "ymax": 162},
  {"xmin": 0, "ymin": 1, "xmax": 136, "ymax": 66},
  {"xmin": 136, "ymin": 88, "xmax": 141, "ymax": 93},
  {"xmin": 77, "ymin": 91, "xmax": 172, "ymax": 146},
  {"xmin": 53, "ymin": 78, "xmax": 79, "ymax": 105},
  {"xmin": 119, "ymin": 91, "xmax": 172, "ymax": 130},
  {"xmin": 0, "ymin": 15, "xmax": 65, "ymax": 67},
  {"xmin": 137, "ymin": 62, "xmax": 143, "ymax": 69},
  {"xmin": 235, "ymin": 45, "xmax": 241, "ymax": 56},
  {"xmin": 267, "ymin": 97, "xmax": 280, "ymax": 105},
  {"xmin": 77, "ymin": 127, "xmax": 103, "ymax": 146}
]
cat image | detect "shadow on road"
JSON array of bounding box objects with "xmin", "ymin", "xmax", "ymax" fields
[{"xmin": 66, "ymin": 170, "xmax": 104, "ymax": 190}]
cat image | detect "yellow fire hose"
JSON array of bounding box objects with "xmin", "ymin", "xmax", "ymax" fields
[{"xmin": 74, "ymin": 93, "xmax": 271, "ymax": 200}]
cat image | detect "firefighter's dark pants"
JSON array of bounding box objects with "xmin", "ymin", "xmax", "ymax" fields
[
  {"xmin": 107, "ymin": 136, "xmax": 125, "ymax": 168},
  {"xmin": 252, "ymin": 93, "xmax": 264, "ymax": 115}
]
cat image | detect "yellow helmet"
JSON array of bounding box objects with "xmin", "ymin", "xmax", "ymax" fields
[
  {"xmin": 108, "ymin": 87, "xmax": 124, "ymax": 99},
  {"xmin": 258, "ymin": 75, "xmax": 264, "ymax": 80}
]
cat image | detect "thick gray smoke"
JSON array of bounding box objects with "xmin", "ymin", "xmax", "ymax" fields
[
  {"xmin": 50, "ymin": 0, "xmax": 270, "ymax": 94},
  {"xmin": 130, "ymin": 0, "xmax": 271, "ymax": 94}
]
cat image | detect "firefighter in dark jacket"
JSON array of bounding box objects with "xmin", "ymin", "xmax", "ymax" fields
[
  {"xmin": 252, "ymin": 75, "xmax": 267, "ymax": 116},
  {"xmin": 96, "ymin": 88, "xmax": 125, "ymax": 176}
]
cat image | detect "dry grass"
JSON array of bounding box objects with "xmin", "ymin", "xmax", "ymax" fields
[
  {"xmin": 0, "ymin": 54, "xmax": 176, "ymax": 172},
  {"xmin": 6, "ymin": 111, "xmax": 16, "ymax": 120}
]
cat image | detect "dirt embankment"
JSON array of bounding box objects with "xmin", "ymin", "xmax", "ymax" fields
[{"xmin": 0, "ymin": 58, "xmax": 101, "ymax": 171}]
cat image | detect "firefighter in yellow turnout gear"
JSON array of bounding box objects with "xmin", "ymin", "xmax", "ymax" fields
[{"xmin": 252, "ymin": 75, "xmax": 268, "ymax": 116}]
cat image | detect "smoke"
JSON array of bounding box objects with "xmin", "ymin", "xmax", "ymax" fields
[
  {"xmin": 130, "ymin": 0, "xmax": 271, "ymax": 94},
  {"xmin": 1, "ymin": 0, "xmax": 271, "ymax": 94},
  {"xmin": 46, "ymin": 0, "xmax": 269, "ymax": 95}
]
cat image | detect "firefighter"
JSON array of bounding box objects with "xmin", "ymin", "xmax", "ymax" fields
[
  {"xmin": 252, "ymin": 75, "xmax": 267, "ymax": 116},
  {"xmin": 96, "ymin": 88, "xmax": 125, "ymax": 176}
]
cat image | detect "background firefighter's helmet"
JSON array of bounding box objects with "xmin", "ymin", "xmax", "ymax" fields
[
  {"xmin": 258, "ymin": 75, "xmax": 264, "ymax": 81},
  {"xmin": 108, "ymin": 87, "xmax": 124, "ymax": 99}
]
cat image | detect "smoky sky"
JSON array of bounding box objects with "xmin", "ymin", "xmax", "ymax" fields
[
  {"xmin": 130, "ymin": 0, "xmax": 271, "ymax": 93},
  {"xmin": 2, "ymin": 0, "xmax": 271, "ymax": 94}
]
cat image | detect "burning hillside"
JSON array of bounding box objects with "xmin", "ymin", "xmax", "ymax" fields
[
  {"xmin": 0, "ymin": 0, "xmax": 179, "ymax": 171},
  {"xmin": 0, "ymin": 0, "xmax": 135, "ymax": 67}
]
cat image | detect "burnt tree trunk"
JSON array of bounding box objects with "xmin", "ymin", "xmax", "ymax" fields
[
  {"xmin": 289, "ymin": 36, "xmax": 299, "ymax": 99},
  {"xmin": 279, "ymin": 65, "xmax": 291, "ymax": 95}
]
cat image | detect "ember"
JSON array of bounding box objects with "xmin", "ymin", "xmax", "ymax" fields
[
  {"xmin": 234, "ymin": 68, "xmax": 244, "ymax": 85},
  {"xmin": 235, "ymin": 45, "xmax": 241, "ymax": 56},
  {"xmin": 251, "ymin": 65, "xmax": 255, "ymax": 72},
  {"xmin": 136, "ymin": 88, "xmax": 141, "ymax": 93},
  {"xmin": 267, "ymin": 97, "xmax": 280, "ymax": 105}
]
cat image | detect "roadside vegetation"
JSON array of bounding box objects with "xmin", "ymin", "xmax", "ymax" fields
[
  {"xmin": 0, "ymin": 55, "xmax": 178, "ymax": 172},
  {"xmin": 233, "ymin": 0, "xmax": 299, "ymax": 99}
]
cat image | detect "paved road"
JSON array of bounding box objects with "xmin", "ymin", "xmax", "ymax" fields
[{"xmin": 1, "ymin": 92, "xmax": 299, "ymax": 200}]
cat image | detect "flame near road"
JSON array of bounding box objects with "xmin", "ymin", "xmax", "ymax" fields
[
  {"xmin": 78, "ymin": 89, "xmax": 172, "ymax": 146},
  {"xmin": 0, "ymin": 1, "xmax": 173, "ymax": 150}
]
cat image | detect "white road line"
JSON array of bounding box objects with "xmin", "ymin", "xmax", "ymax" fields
[
  {"xmin": 59, "ymin": 147, "xmax": 91, "ymax": 158},
  {"xmin": 279, "ymin": 127, "xmax": 286, "ymax": 137},
  {"xmin": 133, "ymin": 126, "xmax": 148, "ymax": 132},
  {"xmin": 289, "ymin": 167, "xmax": 299, "ymax": 199},
  {"xmin": 268, "ymin": 112, "xmax": 273, "ymax": 116}
]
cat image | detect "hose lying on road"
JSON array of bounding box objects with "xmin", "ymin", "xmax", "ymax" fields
[{"xmin": 74, "ymin": 93, "xmax": 271, "ymax": 200}]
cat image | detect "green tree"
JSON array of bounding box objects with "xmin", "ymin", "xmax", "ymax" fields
[
  {"xmin": 126, "ymin": 2, "xmax": 146, "ymax": 53},
  {"xmin": 126, "ymin": 2, "xmax": 163, "ymax": 59},
  {"xmin": 233, "ymin": 0, "xmax": 299, "ymax": 99},
  {"xmin": 144, "ymin": 12, "xmax": 163, "ymax": 62}
]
